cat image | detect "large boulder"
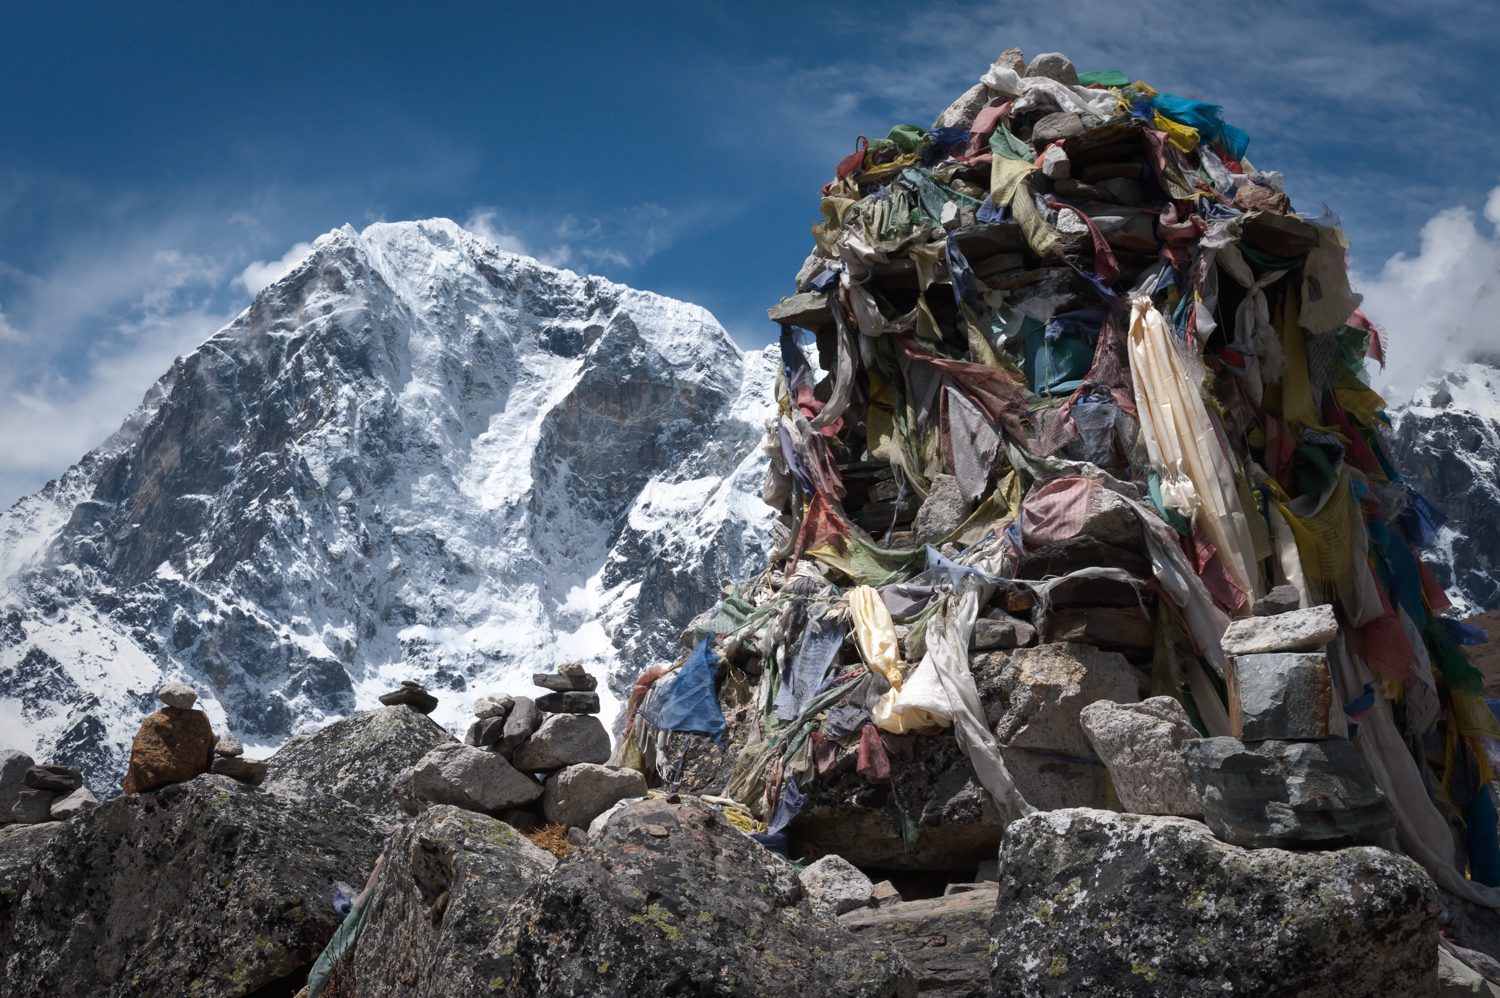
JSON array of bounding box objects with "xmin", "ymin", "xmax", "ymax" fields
[
  {"xmin": 263, "ymin": 705, "xmax": 456, "ymax": 822},
  {"xmin": 975, "ymin": 642, "xmax": 1140, "ymax": 811},
  {"xmin": 513, "ymin": 713, "xmax": 611, "ymax": 772},
  {"xmin": 841, "ymin": 885, "xmax": 996, "ymax": 998},
  {"xmin": 0, "ymin": 821, "xmax": 62, "ymax": 933},
  {"xmin": 541, "ymin": 763, "xmax": 647, "ymax": 829},
  {"xmin": 1079, "ymin": 697, "xmax": 1202, "ymax": 817},
  {"xmin": 121, "ymin": 707, "xmax": 215, "ymax": 794},
  {"xmin": 350, "ymin": 805, "xmax": 556, "ymax": 997},
  {"xmin": 988, "ymin": 808, "xmax": 1438, "ymax": 997},
  {"xmin": 491, "ymin": 796, "xmax": 917, "ymax": 996},
  {"xmin": 1180, "ymin": 737, "xmax": 1395, "ymax": 848},
  {"xmin": 0, "ymin": 774, "xmax": 383, "ymax": 996},
  {"xmin": 395, "ymin": 742, "xmax": 543, "ymax": 816}
]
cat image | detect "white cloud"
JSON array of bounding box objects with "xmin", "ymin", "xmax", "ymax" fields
[
  {"xmin": 234, "ymin": 241, "xmax": 313, "ymax": 294},
  {"xmin": 0, "ymin": 304, "xmax": 19, "ymax": 342},
  {"xmin": 462, "ymin": 208, "xmax": 537, "ymax": 259},
  {"xmin": 1356, "ymin": 183, "xmax": 1500, "ymax": 402}
]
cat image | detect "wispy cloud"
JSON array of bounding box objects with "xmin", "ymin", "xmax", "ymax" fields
[
  {"xmin": 235, "ymin": 241, "xmax": 313, "ymax": 294},
  {"xmin": 465, "ymin": 201, "xmax": 727, "ymax": 273}
]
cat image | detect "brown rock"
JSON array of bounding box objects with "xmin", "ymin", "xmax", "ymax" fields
[{"xmin": 122, "ymin": 707, "xmax": 215, "ymax": 794}]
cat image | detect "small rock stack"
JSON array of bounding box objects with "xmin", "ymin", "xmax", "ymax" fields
[
  {"xmin": 377, "ymin": 679, "xmax": 439, "ymax": 714},
  {"xmin": 1178, "ymin": 603, "xmax": 1394, "ymax": 847},
  {"xmin": 0, "ymin": 752, "xmax": 95, "ymax": 825},
  {"xmin": 209, "ymin": 732, "xmax": 267, "ymax": 787},
  {"xmin": 397, "ymin": 664, "xmax": 643, "ymax": 833},
  {"xmin": 123, "ymin": 683, "xmax": 266, "ymax": 793}
]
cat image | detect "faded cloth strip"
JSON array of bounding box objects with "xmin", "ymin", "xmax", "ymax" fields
[{"xmin": 1127, "ymin": 296, "xmax": 1258, "ymax": 601}]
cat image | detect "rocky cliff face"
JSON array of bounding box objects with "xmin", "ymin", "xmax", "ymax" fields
[
  {"xmin": 1389, "ymin": 358, "xmax": 1500, "ymax": 613},
  {"xmin": 0, "ymin": 219, "xmax": 774, "ymax": 793}
]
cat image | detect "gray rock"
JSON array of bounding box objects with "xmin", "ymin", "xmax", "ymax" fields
[
  {"xmin": 1031, "ymin": 111, "xmax": 1084, "ymax": 145},
  {"xmin": 975, "ymin": 642, "xmax": 1139, "ymax": 811},
  {"xmin": 465, "ymin": 716, "xmax": 506, "ymax": 748},
  {"xmin": 210, "ymin": 756, "xmax": 268, "ymax": 786},
  {"xmin": 535, "ymin": 690, "xmax": 601, "ymax": 714},
  {"xmin": 1180, "ymin": 736, "xmax": 1395, "ymax": 848},
  {"xmin": 0, "ymin": 820, "xmax": 63, "ymax": 931},
  {"xmin": 156, "ymin": 681, "xmax": 198, "ymax": 709},
  {"xmin": 513, "ymin": 713, "xmax": 611, "ymax": 772},
  {"xmin": 49, "ymin": 787, "xmax": 98, "ymax": 820},
  {"xmin": 1227, "ymin": 651, "xmax": 1332, "ymax": 741},
  {"xmin": 970, "ymin": 614, "xmax": 1035, "ymax": 651},
  {"xmin": 872, "ymin": 880, "xmax": 903, "ymax": 907},
  {"xmin": 489, "ymin": 797, "xmax": 916, "ymax": 996},
  {"xmin": 474, "ymin": 693, "xmax": 515, "ymax": 719},
  {"xmin": 989, "ymin": 808, "xmax": 1438, "ymax": 997},
  {"xmin": 767, "ymin": 290, "xmax": 834, "ymax": 328},
  {"xmin": 396, "ymin": 743, "xmax": 543, "ymax": 816},
  {"xmin": 800, "ymin": 853, "xmax": 875, "ymax": 917},
  {"xmin": 2, "ymin": 775, "xmax": 382, "ymax": 996},
  {"xmin": 975, "ymin": 859, "xmax": 999, "ymax": 883},
  {"xmin": 1079, "ymin": 697, "xmax": 1202, "ymax": 817},
  {"xmin": 533, "ymin": 672, "xmax": 598, "ymax": 693},
  {"xmin": 1220, "ymin": 603, "xmax": 1338, "ymax": 655},
  {"xmin": 378, "ymin": 680, "xmax": 438, "ymax": 714},
  {"xmin": 262, "ymin": 705, "xmax": 456, "ymax": 822},
  {"xmin": 559, "ymin": 661, "xmax": 587, "ymax": 677},
  {"xmin": 913, "ymin": 475, "xmax": 971, "ymax": 543},
  {"xmin": 933, "ymin": 82, "xmax": 989, "ymax": 129},
  {"xmin": 1253, "ymin": 583, "xmax": 1302, "ymax": 616},
  {"xmin": 214, "ymin": 733, "xmax": 243, "ymax": 758},
  {"xmin": 7, "ymin": 789, "xmax": 56, "ymax": 825},
  {"xmin": 0, "ymin": 750, "xmax": 35, "ymax": 825},
  {"xmin": 540, "ymin": 763, "xmax": 646, "ymax": 829},
  {"xmin": 349, "ymin": 805, "xmax": 556, "ymax": 997},
  {"xmin": 586, "ymin": 797, "xmax": 633, "ymax": 838},
  {"xmin": 995, "ymin": 48, "xmax": 1026, "ymax": 75},
  {"xmin": 1440, "ymin": 946, "xmax": 1500, "ymax": 997},
  {"xmin": 23, "ymin": 765, "xmax": 81, "ymax": 793},
  {"xmin": 842, "ymin": 885, "xmax": 995, "ymax": 998},
  {"xmin": 501, "ymin": 696, "xmax": 540, "ymax": 751},
  {"xmin": 1024, "ymin": 52, "xmax": 1079, "ymax": 86},
  {"xmin": 1040, "ymin": 143, "xmax": 1070, "ymax": 179}
]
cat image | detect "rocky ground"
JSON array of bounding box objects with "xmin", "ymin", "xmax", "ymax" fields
[{"xmin": 1, "ymin": 688, "xmax": 1496, "ymax": 996}]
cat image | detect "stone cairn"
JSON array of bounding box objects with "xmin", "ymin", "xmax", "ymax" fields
[
  {"xmin": 392, "ymin": 664, "xmax": 645, "ymax": 834},
  {"xmin": 122, "ymin": 682, "xmax": 266, "ymax": 793},
  {"xmin": 0, "ymin": 752, "xmax": 95, "ymax": 826}
]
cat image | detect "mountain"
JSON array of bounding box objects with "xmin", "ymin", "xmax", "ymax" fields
[
  {"xmin": 0, "ymin": 219, "xmax": 775, "ymax": 793},
  {"xmin": 1388, "ymin": 357, "xmax": 1500, "ymax": 613}
]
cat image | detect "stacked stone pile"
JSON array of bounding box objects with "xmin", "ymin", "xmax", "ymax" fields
[
  {"xmin": 396, "ymin": 665, "xmax": 642, "ymax": 833},
  {"xmin": 121, "ymin": 683, "xmax": 267, "ymax": 793},
  {"xmin": 0, "ymin": 752, "xmax": 95, "ymax": 825}
]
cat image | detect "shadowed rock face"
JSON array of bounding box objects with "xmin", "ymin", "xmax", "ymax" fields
[
  {"xmin": 1389, "ymin": 359, "xmax": 1500, "ymax": 613},
  {"xmin": 349, "ymin": 805, "xmax": 556, "ymax": 998},
  {"xmin": 490, "ymin": 797, "xmax": 918, "ymax": 997},
  {"xmin": 0, "ymin": 218, "xmax": 776, "ymax": 795},
  {"xmin": 262, "ymin": 705, "xmax": 456, "ymax": 823},
  {"xmin": 988, "ymin": 808, "xmax": 1438, "ymax": 997},
  {"xmin": 0, "ymin": 774, "xmax": 383, "ymax": 996}
]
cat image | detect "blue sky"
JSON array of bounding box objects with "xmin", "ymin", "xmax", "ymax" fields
[{"xmin": 2, "ymin": 1, "xmax": 1498, "ymax": 505}]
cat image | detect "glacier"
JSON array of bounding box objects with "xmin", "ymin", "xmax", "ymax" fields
[{"xmin": 0, "ymin": 219, "xmax": 776, "ymax": 792}]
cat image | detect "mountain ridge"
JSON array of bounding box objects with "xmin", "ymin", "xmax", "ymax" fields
[{"xmin": 0, "ymin": 218, "xmax": 775, "ymax": 792}]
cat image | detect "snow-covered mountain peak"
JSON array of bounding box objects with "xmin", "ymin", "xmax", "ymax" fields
[{"xmin": 0, "ymin": 218, "xmax": 774, "ymax": 793}]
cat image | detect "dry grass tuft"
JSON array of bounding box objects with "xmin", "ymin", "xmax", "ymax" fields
[{"xmin": 526, "ymin": 823, "xmax": 575, "ymax": 859}]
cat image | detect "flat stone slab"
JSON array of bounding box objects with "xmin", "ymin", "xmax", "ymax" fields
[
  {"xmin": 1079, "ymin": 697, "xmax": 1202, "ymax": 817},
  {"xmin": 1220, "ymin": 604, "xmax": 1337, "ymax": 656}
]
